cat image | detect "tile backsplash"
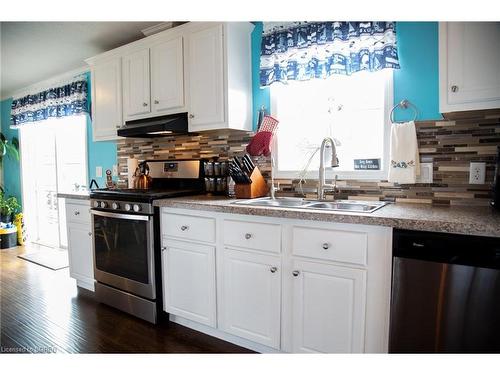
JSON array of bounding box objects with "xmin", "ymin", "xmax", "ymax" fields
[{"xmin": 117, "ymin": 109, "xmax": 500, "ymax": 206}]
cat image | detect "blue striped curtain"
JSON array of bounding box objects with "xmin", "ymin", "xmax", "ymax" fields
[
  {"xmin": 260, "ymin": 22, "xmax": 400, "ymax": 87},
  {"xmin": 10, "ymin": 78, "xmax": 89, "ymax": 128}
]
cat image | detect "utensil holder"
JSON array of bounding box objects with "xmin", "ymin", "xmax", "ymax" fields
[{"xmin": 234, "ymin": 167, "xmax": 269, "ymax": 199}]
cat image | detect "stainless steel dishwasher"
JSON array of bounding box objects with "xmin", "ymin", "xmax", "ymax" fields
[{"xmin": 390, "ymin": 229, "xmax": 500, "ymax": 353}]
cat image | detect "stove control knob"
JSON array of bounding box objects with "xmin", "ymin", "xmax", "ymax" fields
[
  {"xmin": 112, "ymin": 202, "xmax": 120, "ymax": 210},
  {"xmin": 100, "ymin": 201, "xmax": 108, "ymax": 208},
  {"xmin": 124, "ymin": 204, "xmax": 132, "ymax": 211},
  {"xmin": 133, "ymin": 204, "xmax": 141, "ymax": 212},
  {"xmin": 93, "ymin": 201, "xmax": 100, "ymax": 208}
]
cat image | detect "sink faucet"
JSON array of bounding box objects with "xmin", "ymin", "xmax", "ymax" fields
[{"xmin": 318, "ymin": 137, "xmax": 339, "ymax": 200}]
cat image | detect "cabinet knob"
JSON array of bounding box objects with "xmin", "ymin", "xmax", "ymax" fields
[
  {"xmin": 74, "ymin": 211, "xmax": 80, "ymax": 216},
  {"xmin": 180, "ymin": 225, "xmax": 189, "ymax": 231},
  {"xmin": 322, "ymin": 242, "xmax": 330, "ymax": 250},
  {"xmin": 161, "ymin": 247, "xmax": 167, "ymax": 252},
  {"xmin": 154, "ymin": 100, "xmax": 159, "ymax": 104},
  {"xmin": 189, "ymin": 114, "xmax": 195, "ymax": 119},
  {"xmin": 270, "ymin": 266, "xmax": 278, "ymax": 273},
  {"xmin": 143, "ymin": 102, "xmax": 148, "ymax": 107},
  {"xmin": 88, "ymin": 232, "xmax": 92, "ymax": 236},
  {"xmin": 292, "ymin": 270, "xmax": 300, "ymax": 277},
  {"xmin": 451, "ymin": 85, "xmax": 459, "ymax": 93},
  {"xmin": 244, "ymin": 233, "xmax": 252, "ymax": 240}
]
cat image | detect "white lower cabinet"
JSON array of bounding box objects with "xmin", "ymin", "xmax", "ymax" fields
[
  {"xmin": 291, "ymin": 260, "xmax": 366, "ymax": 353},
  {"xmin": 159, "ymin": 208, "xmax": 391, "ymax": 353},
  {"xmin": 161, "ymin": 238, "xmax": 216, "ymax": 327},
  {"xmin": 220, "ymin": 248, "xmax": 281, "ymax": 349},
  {"xmin": 65, "ymin": 198, "xmax": 94, "ymax": 291}
]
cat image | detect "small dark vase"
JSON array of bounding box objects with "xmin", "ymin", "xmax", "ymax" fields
[{"xmin": 0, "ymin": 213, "xmax": 12, "ymax": 223}]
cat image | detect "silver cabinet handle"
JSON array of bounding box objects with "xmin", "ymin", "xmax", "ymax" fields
[
  {"xmin": 292, "ymin": 270, "xmax": 300, "ymax": 277},
  {"xmin": 143, "ymin": 102, "xmax": 148, "ymax": 107},
  {"xmin": 181, "ymin": 225, "xmax": 189, "ymax": 231},
  {"xmin": 74, "ymin": 211, "xmax": 80, "ymax": 215},
  {"xmin": 322, "ymin": 242, "xmax": 330, "ymax": 250},
  {"xmin": 412, "ymin": 242, "xmax": 425, "ymax": 248},
  {"xmin": 451, "ymin": 85, "xmax": 458, "ymax": 93},
  {"xmin": 245, "ymin": 233, "xmax": 252, "ymax": 240},
  {"xmin": 154, "ymin": 100, "xmax": 159, "ymax": 104},
  {"xmin": 189, "ymin": 114, "xmax": 195, "ymax": 119},
  {"xmin": 270, "ymin": 266, "xmax": 278, "ymax": 273}
]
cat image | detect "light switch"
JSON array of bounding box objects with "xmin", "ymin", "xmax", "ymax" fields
[
  {"xmin": 96, "ymin": 166, "xmax": 103, "ymax": 178},
  {"xmin": 417, "ymin": 163, "xmax": 433, "ymax": 183},
  {"xmin": 112, "ymin": 164, "xmax": 118, "ymax": 177}
]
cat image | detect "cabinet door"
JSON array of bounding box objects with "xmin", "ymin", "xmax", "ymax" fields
[
  {"xmin": 91, "ymin": 58, "xmax": 122, "ymax": 141},
  {"xmin": 221, "ymin": 248, "xmax": 281, "ymax": 349},
  {"xmin": 186, "ymin": 24, "xmax": 225, "ymax": 130},
  {"xmin": 151, "ymin": 37, "xmax": 185, "ymax": 113},
  {"xmin": 291, "ymin": 260, "xmax": 366, "ymax": 353},
  {"xmin": 67, "ymin": 223, "xmax": 94, "ymax": 285},
  {"xmin": 440, "ymin": 22, "xmax": 500, "ymax": 112},
  {"xmin": 161, "ymin": 239, "xmax": 216, "ymax": 327},
  {"xmin": 122, "ymin": 48, "xmax": 151, "ymax": 119}
]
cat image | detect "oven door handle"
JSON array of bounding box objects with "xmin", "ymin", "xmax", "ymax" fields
[{"xmin": 90, "ymin": 209, "xmax": 151, "ymax": 221}]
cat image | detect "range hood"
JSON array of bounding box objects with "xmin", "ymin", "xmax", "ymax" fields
[{"xmin": 117, "ymin": 113, "xmax": 189, "ymax": 138}]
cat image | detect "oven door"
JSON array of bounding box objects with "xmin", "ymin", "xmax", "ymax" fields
[{"xmin": 91, "ymin": 209, "xmax": 155, "ymax": 300}]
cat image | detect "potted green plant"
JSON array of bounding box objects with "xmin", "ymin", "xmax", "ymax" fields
[
  {"xmin": 0, "ymin": 194, "xmax": 20, "ymax": 223},
  {"xmin": 0, "ymin": 132, "xmax": 19, "ymax": 165}
]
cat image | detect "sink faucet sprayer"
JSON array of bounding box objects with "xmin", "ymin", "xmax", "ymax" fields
[{"xmin": 318, "ymin": 137, "xmax": 339, "ymax": 200}]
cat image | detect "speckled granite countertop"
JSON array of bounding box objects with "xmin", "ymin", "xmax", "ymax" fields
[
  {"xmin": 154, "ymin": 195, "xmax": 500, "ymax": 238},
  {"xmin": 57, "ymin": 192, "xmax": 90, "ymax": 200}
]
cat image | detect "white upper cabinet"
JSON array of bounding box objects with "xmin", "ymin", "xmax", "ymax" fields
[
  {"xmin": 86, "ymin": 22, "xmax": 254, "ymax": 136},
  {"xmin": 186, "ymin": 22, "xmax": 254, "ymax": 132},
  {"xmin": 439, "ymin": 22, "xmax": 500, "ymax": 113},
  {"xmin": 90, "ymin": 57, "xmax": 122, "ymax": 141},
  {"xmin": 122, "ymin": 48, "xmax": 151, "ymax": 119},
  {"xmin": 186, "ymin": 24, "xmax": 225, "ymax": 130},
  {"xmin": 151, "ymin": 37, "xmax": 185, "ymax": 114}
]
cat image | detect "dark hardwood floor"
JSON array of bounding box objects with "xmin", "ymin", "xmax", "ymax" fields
[{"xmin": 0, "ymin": 246, "xmax": 254, "ymax": 354}]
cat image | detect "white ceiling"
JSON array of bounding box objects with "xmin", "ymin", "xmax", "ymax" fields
[{"xmin": 0, "ymin": 22, "xmax": 161, "ymax": 98}]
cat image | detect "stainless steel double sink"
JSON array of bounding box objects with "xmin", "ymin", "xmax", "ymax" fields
[{"xmin": 233, "ymin": 197, "xmax": 387, "ymax": 213}]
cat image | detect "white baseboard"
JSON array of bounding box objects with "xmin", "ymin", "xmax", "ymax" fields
[
  {"xmin": 169, "ymin": 315, "xmax": 282, "ymax": 354},
  {"xmin": 76, "ymin": 279, "xmax": 95, "ymax": 292}
]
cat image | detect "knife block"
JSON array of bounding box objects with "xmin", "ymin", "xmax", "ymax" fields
[{"xmin": 234, "ymin": 167, "xmax": 269, "ymax": 199}]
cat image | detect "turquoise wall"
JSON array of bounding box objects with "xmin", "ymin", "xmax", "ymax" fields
[
  {"xmin": 0, "ymin": 72, "xmax": 118, "ymax": 206},
  {"xmin": 85, "ymin": 72, "xmax": 117, "ymax": 188},
  {"xmin": 0, "ymin": 98, "xmax": 21, "ymax": 204},
  {"xmin": 251, "ymin": 21, "xmax": 442, "ymax": 124},
  {"xmin": 393, "ymin": 22, "xmax": 442, "ymax": 121}
]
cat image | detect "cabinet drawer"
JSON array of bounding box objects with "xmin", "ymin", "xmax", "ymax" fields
[
  {"xmin": 66, "ymin": 202, "xmax": 91, "ymax": 225},
  {"xmin": 162, "ymin": 212, "xmax": 215, "ymax": 243},
  {"xmin": 292, "ymin": 226, "xmax": 367, "ymax": 266},
  {"xmin": 223, "ymin": 219, "xmax": 281, "ymax": 254}
]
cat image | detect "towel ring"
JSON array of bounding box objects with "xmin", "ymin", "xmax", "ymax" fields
[{"xmin": 390, "ymin": 100, "xmax": 418, "ymax": 123}]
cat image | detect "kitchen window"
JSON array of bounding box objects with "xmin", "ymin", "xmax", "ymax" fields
[{"xmin": 271, "ymin": 69, "xmax": 393, "ymax": 181}]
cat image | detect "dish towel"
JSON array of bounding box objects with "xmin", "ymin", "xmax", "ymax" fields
[{"xmin": 388, "ymin": 121, "xmax": 420, "ymax": 184}]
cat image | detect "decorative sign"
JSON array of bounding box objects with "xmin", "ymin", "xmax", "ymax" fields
[{"xmin": 354, "ymin": 158, "xmax": 381, "ymax": 170}]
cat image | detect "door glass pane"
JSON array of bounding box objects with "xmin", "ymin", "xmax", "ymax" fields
[{"xmin": 94, "ymin": 215, "xmax": 149, "ymax": 284}]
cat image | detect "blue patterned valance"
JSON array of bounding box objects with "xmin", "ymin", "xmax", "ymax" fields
[
  {"xmin": 260, "ymin": 22, "xmax": 400, "ymax": 87},
  {"xmin": 10, "ymin": 79, "xmax": 89, "ymax": 127}
]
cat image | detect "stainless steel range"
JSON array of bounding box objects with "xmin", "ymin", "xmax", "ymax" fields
[{"xmin": 90, "ymin": 160, "xmax": 203, "ymax": 323}]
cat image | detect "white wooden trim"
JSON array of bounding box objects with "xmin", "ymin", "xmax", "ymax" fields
[{"xmin": 271, "ymin": 70, "xmax": 393, "ymax": 182}]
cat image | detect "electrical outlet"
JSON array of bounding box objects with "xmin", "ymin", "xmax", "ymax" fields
[
  {"xmin": 96, "ymin": 166, "xmax": 103, "ymax": 178},
  {"xmin": 112, "ymin": 164, "xmax": 118, "ymax": 177},
  {"xmin": 469, "ymin": 162, "xmax": 486, "ymax": 184},
  {"xmin": 417, "ymin": 163, "xmax": 433, "ymax": 183}
]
